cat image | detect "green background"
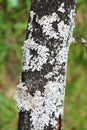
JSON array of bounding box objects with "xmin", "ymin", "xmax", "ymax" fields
[{"xmin": 0, "ymin": 0, "xmax": 87, "ymax": 130}]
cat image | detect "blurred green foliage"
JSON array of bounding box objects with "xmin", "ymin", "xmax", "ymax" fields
[
  {"xmin": 0, "ymin": 0, "xmax": 87, "ymax": 130},
  {"xmin": 0, "ymin": 93, "xmax": 18, "ymax": 130},
  {"xmin": 76, "ymin": 0, "xmax": 86, "ymax": 4}
]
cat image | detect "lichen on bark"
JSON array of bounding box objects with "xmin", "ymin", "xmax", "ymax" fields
[{"xmin": 14, "ymin": 0, "xmax": 76, "ymax": 130}]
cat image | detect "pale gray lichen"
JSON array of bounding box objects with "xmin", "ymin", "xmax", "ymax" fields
[
  {"xmin": 22, "ymin": 37, "xmax": 49, "ymax": 71},
  {"xmin": 57, "ymin": 21, "xmax": 70, "ymax": 42},
  {"xmin": 14, "ymin": 81, "xmax": 64, "ymax": 129},
  {"xmin": 68, "ymin": 10, "xmax": 76, "ymax": 44},
  {"xmin": 37, "ymin": 12, "xmax": 60, "ymax": 39},
  {"xmin": 58, "ymin": 3, "xmax": 65, "ymax": 13}
]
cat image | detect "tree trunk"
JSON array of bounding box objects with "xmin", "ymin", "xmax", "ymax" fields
[{"xmin": 14, "ymin": 0, "xmax": 75, "ymax": 130}]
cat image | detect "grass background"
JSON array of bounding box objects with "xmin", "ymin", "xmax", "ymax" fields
[{"xmin": 0, "ymin": 0, "xmax": 87, "ymax": 130}]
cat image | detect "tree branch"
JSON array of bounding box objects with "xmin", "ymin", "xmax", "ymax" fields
[
  {"xmin": 75, "ymin": 37, "xmax": 87, "ymax": 49},
  {"xmin": 14, "ymin": 0, "xmax": 76, "ymax": 130}
]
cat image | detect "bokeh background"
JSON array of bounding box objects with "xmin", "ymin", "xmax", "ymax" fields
[{"xmin": 0, "ymin": 0, "xmax": 87, "ymax": 130}]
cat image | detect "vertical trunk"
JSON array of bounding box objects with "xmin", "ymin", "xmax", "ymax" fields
[{"xmin": 14, "ymin": 0, "xmax": 75, "ymax": 130}]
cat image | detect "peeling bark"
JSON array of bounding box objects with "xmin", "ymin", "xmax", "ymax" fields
[{"xmin": 14, "ymin": 0, "xmax": 75, "ymax": 130}]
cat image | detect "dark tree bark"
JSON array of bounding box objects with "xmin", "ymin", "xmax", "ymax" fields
[{"xmin": 14, "ymin": 0, "xmax": 75, "ymax": 130}]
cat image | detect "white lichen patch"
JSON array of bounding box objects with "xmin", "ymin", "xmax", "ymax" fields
[
  {"xmin": 57, "ymin": 21, "xmax": 70, "ymax": 42},
  {"xmin": 56, "ymin": 47, "xmax": 68, "ymax": 64},
  {"xmin": 35, "ymin": 10, "xmax": 75, "ymax": 44},
  {"xmin": 22, "ymin": 37, "xmax": 49, "ymax": 71},
  {"xmin": 37, "ymin": 12, "xmax": 60, "ymax": 39},
  {"xmin": 68, "ymin": 9, "xmax": 76, "ymax": 44},
  {"xmin": 30, "ymin": 11, "xmax": 36, "ymax": 20},
  {"xmin": 14, "ymin": 81, "xmax": 65, "ymax": 130},
  {"xmin": 58, "ymin": 3, "xmax": 65, "ymax": 13},
  {"xmin": 27, "ymin": 11, "xmax": 36, "ymax": 36},
  {"xmin": 58, "ymin": 9, "xmax": 75, "ymax": 44}
]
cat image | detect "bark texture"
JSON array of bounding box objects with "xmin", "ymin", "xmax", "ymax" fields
[{"xmin": 14, "ymin": 0, "xmax": 75, "ymax": 130}]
